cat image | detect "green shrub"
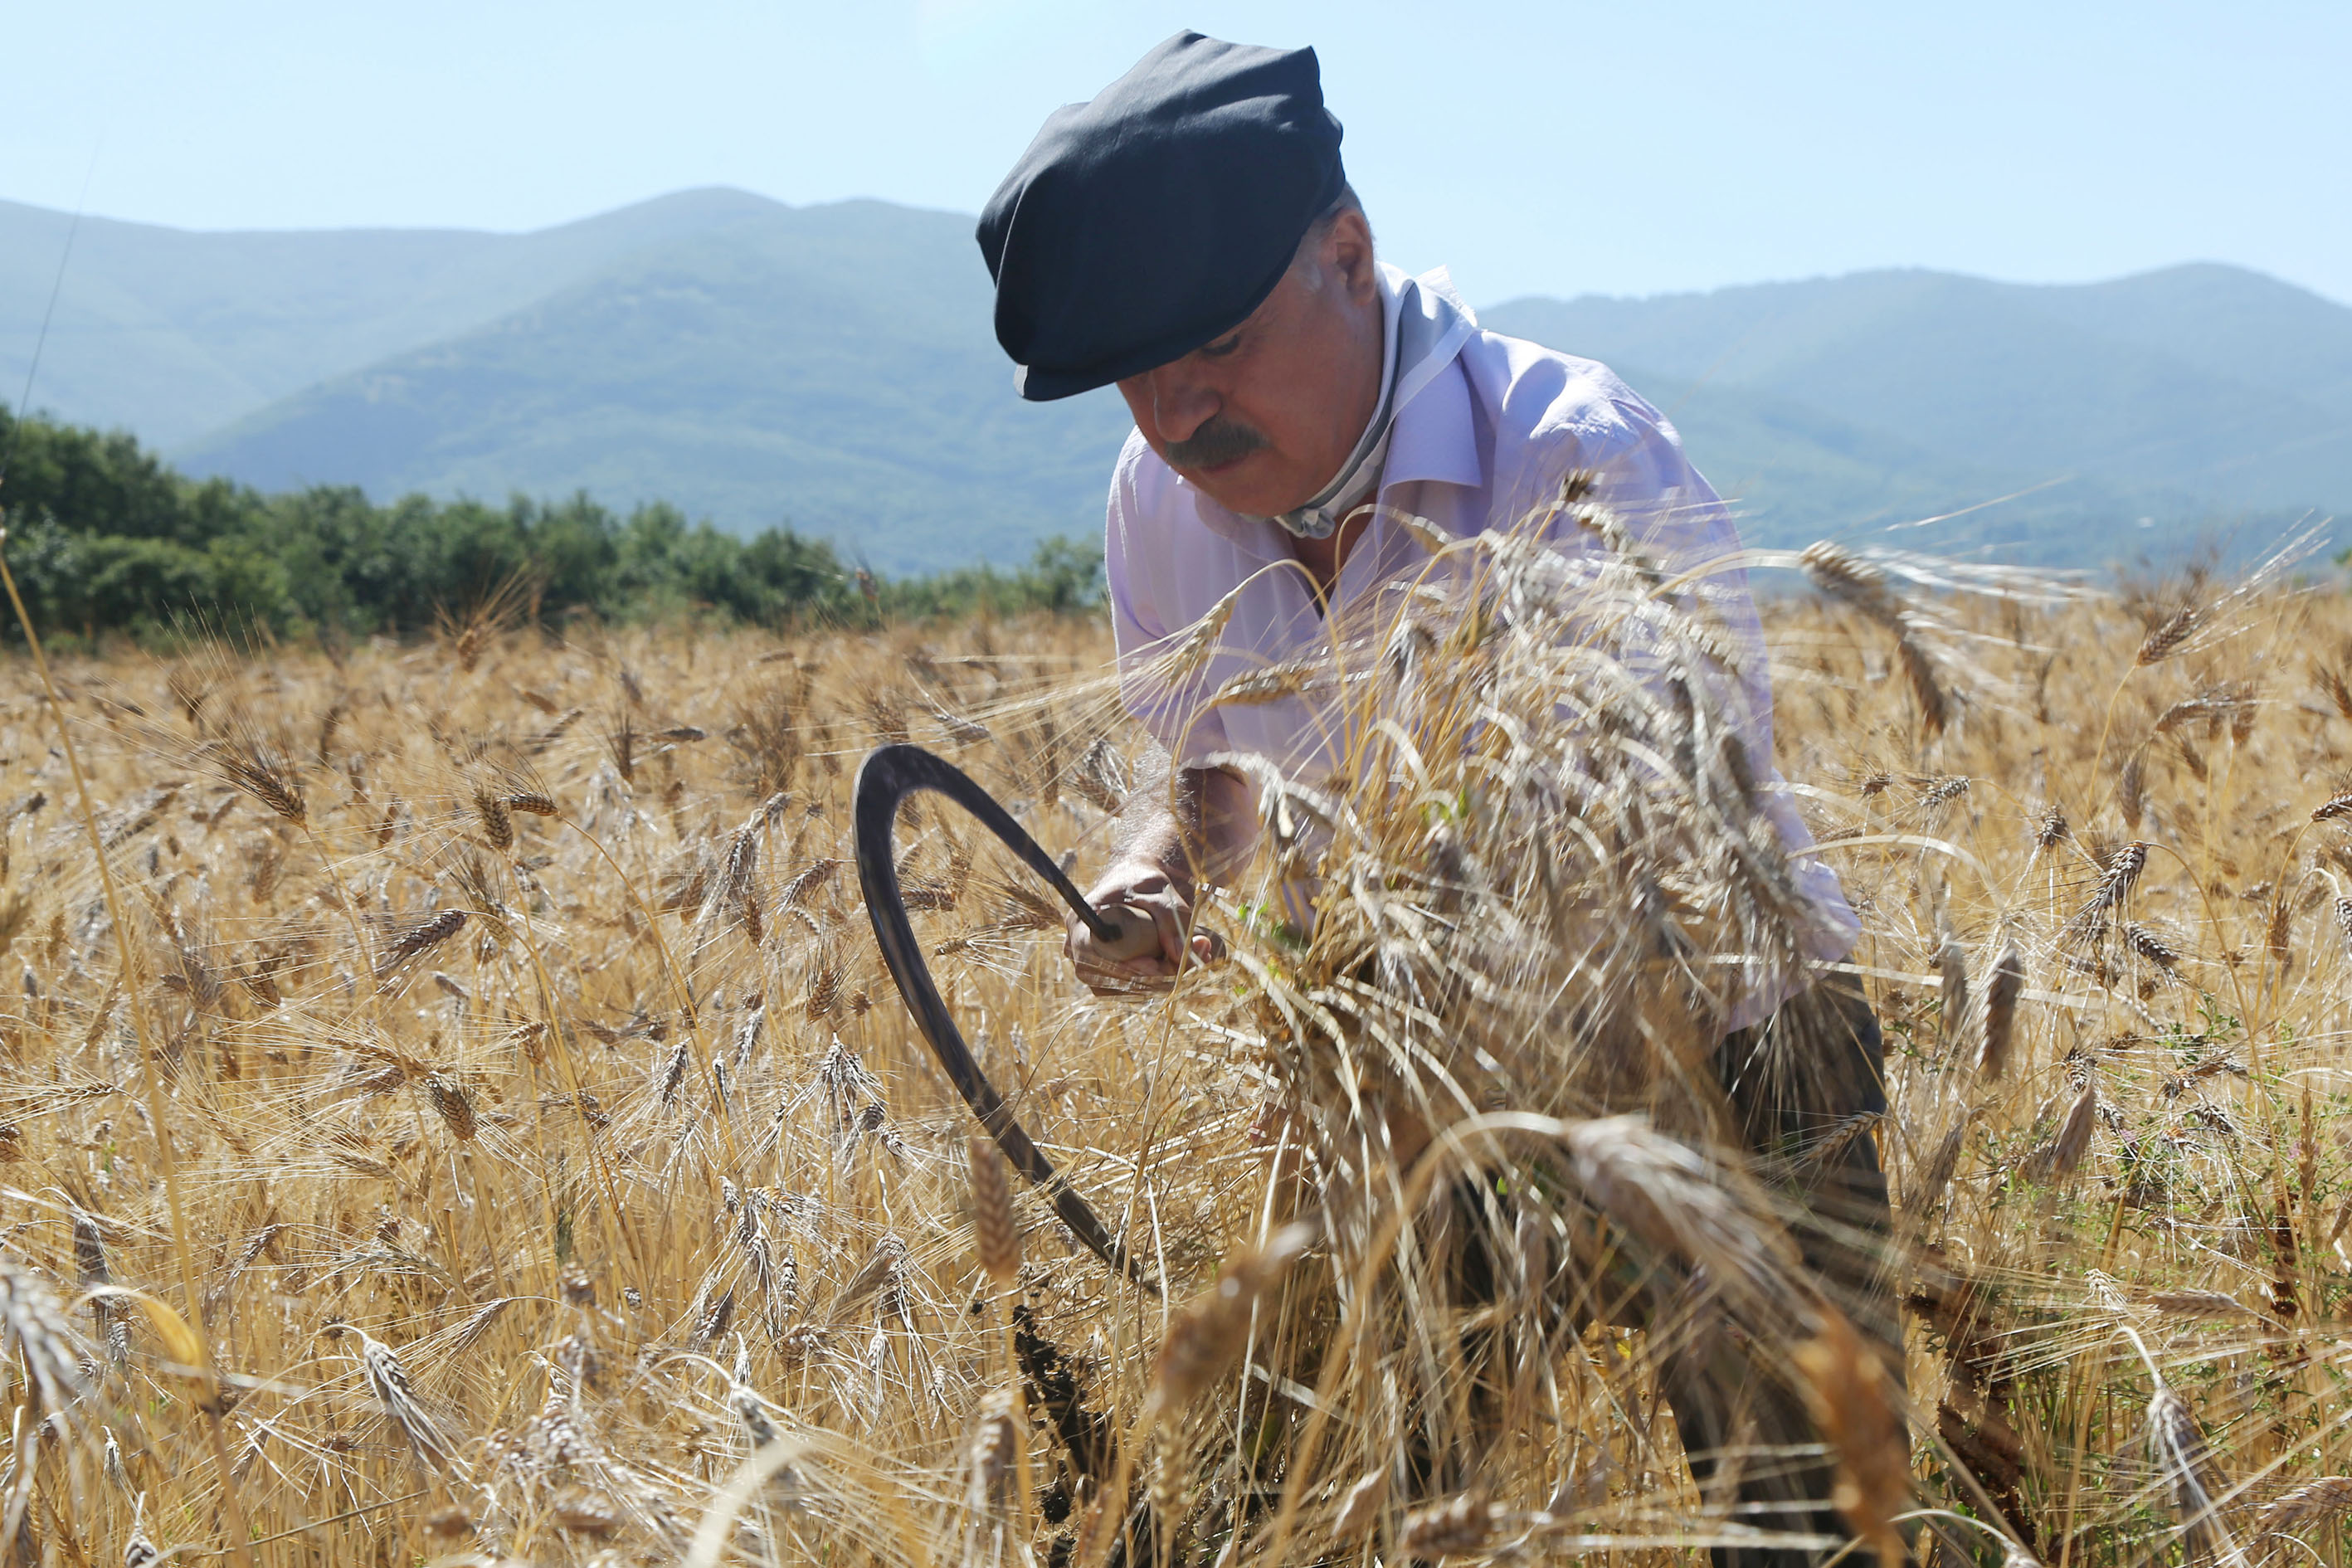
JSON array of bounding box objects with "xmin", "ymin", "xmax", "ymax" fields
[{"xmin": 0, "ymin": 409, "xmax": 1102, "ymax": 642}]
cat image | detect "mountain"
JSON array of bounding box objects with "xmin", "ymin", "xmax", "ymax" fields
[
  {"xmin": 0, "ymin": 188, "xmax": 782, "ymax": 448},
  {"xmin": 1483, "ymin": 267, "xmax": 2352, "ymax": 558},
  {"xmin": 5, "ymin": 189, "xmax": 2346, "ymax": 571},
  {"xmin": 171, "ymin": 201, "xmax": 1136, "ymax": 570}
]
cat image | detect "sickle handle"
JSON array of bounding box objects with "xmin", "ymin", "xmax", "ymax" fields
[{"xmin": 853, "ymin": 743, "xmax": 1157, "ymax": 1292}]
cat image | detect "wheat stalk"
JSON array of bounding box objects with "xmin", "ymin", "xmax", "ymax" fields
[
  {"xmin": 1979, "ymin": 940, "xmax": 2027, "ymax": 1079},
  {"xmin": 1152, "ymin": 1222, "xmax": 1313, "ymax": 1412},
  {"xmin": 2146, "ymin": 1383, "xmax": 2240, "ymax": 1564},
  {"xmin": 349, "ymin": 1326, "xmax": 460, "ymax": 1474},
  {"xmin": 375, "ymin": 909, "xmax": 466, "ymax": 985},
  {"xmin": 1793, "ymin": 1308, "xmax": 1909, "ymax": 1566},
  {"xmin": 967, "ymin": 1136, "xmax": 1020, "ymax": 1288}
]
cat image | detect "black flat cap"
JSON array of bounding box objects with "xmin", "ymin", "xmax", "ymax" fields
[{"xmin": 978, "ymin": 32, "xmax": 1346, "ymax": 402}]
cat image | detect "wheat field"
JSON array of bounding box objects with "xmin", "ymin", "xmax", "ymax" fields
[{"xmin": 1, "ymin": 526, "xmax": 2350, "ymax": 1568}]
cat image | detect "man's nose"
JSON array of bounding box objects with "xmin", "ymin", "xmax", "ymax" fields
[{"xmin": 1138, "ymin": 364, "xmax": 1221, "ymax": 445}]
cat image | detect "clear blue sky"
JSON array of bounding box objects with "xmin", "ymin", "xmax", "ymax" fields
[{"xmin": 7, "ymin": 0, "xmax": 2349, "ymax": 306}]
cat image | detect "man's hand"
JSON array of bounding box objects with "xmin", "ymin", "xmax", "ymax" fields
[
  {"xmin": 1064, "ymin": 860, "xmax": 1215, "ymax": 993},
  {"xmin": 1064, "ymin": 752, "xmax": 1246, "ymax": 994}
]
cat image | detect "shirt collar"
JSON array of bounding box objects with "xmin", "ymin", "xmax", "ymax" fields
[
  {"xmin": 1183, "ymin": 262, "xmax": 1483, "ymax": 553},
  {"xmin": 1376, "ymin": 263, "xmax": 1483, "ymax": 494}
]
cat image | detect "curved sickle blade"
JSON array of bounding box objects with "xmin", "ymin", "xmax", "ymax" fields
[{"xmin": 853, "ymin": 743, "xmax": 1157, "ymax": 1292}]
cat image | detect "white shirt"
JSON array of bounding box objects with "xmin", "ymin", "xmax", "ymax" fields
[{"xmin": 1103, "ymin": 262, "xmax": 1859, "ymax": 1004}]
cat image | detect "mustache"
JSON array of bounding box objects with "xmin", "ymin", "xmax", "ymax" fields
[{"xmin": 1162, "ymin": 416, "xmax": 1269, "ymax": 471}]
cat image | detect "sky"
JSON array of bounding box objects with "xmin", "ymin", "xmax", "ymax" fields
[{"xmin": 4, "ymin": 0, "xmax": 2349, "ymax": 308}]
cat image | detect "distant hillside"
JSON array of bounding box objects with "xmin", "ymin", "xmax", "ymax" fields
[{"xmin": 5, "ymin": 190, "xmax": 2345, "ymax": 570}]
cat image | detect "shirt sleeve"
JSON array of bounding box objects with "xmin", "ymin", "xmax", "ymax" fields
[
  {"xmin": 1585, "ymin": 399, "xmax": 1775, "ymax": 755},
  {"xmin": 1537, "ymin": 392, "xmax": 1862, "ymax": 970}
]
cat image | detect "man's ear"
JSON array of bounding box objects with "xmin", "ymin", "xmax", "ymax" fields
[{"xmin": 1325, "ymin": 209, "xmax": 1379, "ymax": 306}]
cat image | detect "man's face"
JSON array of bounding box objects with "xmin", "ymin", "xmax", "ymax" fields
[{"xmin": 1117, "ymin": 210, "xmax": 1384, "ymax": 519}]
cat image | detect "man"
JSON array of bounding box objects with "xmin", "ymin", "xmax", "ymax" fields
[{"xmin": 978, "ymin": 32, "xmax": 1897, "ymax": 1566}]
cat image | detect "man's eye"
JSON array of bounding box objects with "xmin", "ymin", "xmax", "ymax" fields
[{"xmin": 1199, "ymin": 334, "xmax": 1242, "ymax": 358}]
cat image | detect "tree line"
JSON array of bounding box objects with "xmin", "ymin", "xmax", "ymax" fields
[{"xmin": 0, "ymin": 409, "xmax": 1104, "ymax": 643}]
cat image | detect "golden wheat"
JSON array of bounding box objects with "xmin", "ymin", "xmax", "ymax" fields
[{"xmin": 0, "ymin": 541, "xmax": 2346, "ymax": 1567}]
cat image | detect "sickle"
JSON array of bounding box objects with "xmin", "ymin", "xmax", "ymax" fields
[{"xmin": 853, "ymin": 743, "xmax": 1159, "ymax": 1292}]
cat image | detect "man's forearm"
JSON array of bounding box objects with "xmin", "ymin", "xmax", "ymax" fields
[
  {"xmin": 1108, "ymin": 747, "xmax": 1201, "ymax": 889},
  {"xmin": 1108, "ymin": 747, "xmax": 1253, "ymax": 893}
]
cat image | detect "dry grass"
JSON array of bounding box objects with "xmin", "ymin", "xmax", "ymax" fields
[{"xmin": 0, "ymin": 522, "xmax": 2350, "ymax": 1568}]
